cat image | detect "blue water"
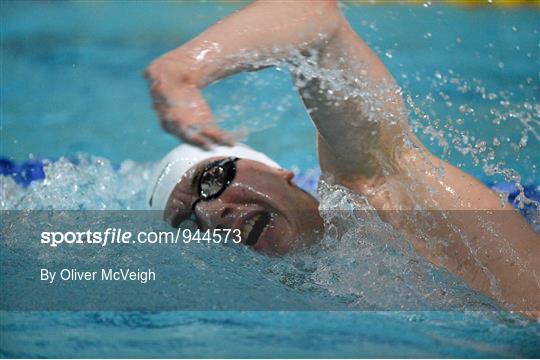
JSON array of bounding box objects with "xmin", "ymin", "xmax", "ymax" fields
[{"xmin": 1, "ymin": 1, "xmax": 539, "ymax": 358}]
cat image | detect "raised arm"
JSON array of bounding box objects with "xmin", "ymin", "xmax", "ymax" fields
[
  {"xmin": 144, "ymin": 0, "xmax": 343, "ymax": 148},
  {"xmin": 144, "ymin": 0, "xmax": 406, "ymax": 175}
]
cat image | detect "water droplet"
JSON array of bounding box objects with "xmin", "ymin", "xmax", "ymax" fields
[
  {"xmin": 519, "ymin": 135, "xmax": 528, "ymax": 147},
  {"xmin": 459, "ymin": 105, "xmax": 474, "ymax": 114},
  {"xmin": 475, "ymin": 140, "xmax": 487, "ymax": 153}
]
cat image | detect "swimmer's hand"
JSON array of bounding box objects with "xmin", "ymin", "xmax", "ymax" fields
[{"xmin": 144, "ymin": 58, "xmax": 235, "ymax": 149}]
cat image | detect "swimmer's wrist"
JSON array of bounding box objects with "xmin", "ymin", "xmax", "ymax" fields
[{"xmin": 146, "ymin": 50, "xmax": 203, "ymax": 89}]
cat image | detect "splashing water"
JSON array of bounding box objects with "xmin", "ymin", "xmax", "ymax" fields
[
  {"xmin": 0, "ymin": 156, "xmax": 500, "ymax": 312},
  {"xmin": 2, "ymin": 28, "xmax": 538, "ymax": 312},
  {"xmin": 1, "ymin": 156, "xmax": 152, "ymax": 211},
  {"xmin": 1, "ymin": 3, "xmax": 539, "ymax": 357}
]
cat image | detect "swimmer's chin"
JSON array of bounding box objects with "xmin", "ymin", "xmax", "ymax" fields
[{"xmin": 252, "ymin": 217, "xmax": 320, "ymax": 256}]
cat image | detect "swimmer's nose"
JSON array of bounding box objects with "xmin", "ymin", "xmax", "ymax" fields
[
  {"xmin": 193, "ymin": 201, "xmax": 233, "ymax": 230},
  {"xmin": 277, "ymin": 169, "xmax": 294, "ymax": 183}
]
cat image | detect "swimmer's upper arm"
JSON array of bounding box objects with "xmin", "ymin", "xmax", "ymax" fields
[{"xmin": 295, "ymin": 18, "xmax": 415, "ymax": 178}]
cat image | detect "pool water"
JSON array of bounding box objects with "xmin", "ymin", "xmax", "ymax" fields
[{"xmin": 1, "ymin": 1, "xmax": 539, "ymax": 358}]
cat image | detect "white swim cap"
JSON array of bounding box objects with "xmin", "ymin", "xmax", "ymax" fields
[{"xmin": 148, "ymin": 143, "xmax": 280, "ymax": 210}]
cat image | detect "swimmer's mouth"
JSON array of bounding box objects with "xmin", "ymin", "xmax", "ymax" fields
[{"xmin": 241, "ymin": 212, "xmax": 271, "ymax": 246}]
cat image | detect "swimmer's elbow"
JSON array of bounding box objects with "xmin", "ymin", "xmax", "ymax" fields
[
  {"xmin": 303, "ymin": 0, "xmax": 343, "ymax": 40},
  {"xmin": 312, "ymin": 0, "xmax": 339, "ymax": 9},
  {"xmin": 309, "ymin": 0, "xmax": 341, "ymax": 20},
  {"xmin": 274, "ymin": 0, "xmax": 342, "ymax": 25}
]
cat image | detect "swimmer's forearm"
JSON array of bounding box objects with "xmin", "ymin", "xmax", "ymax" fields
[
  {"xmin": 373, "ymin": 153, "xmax": 540, "ymax": 310},
  {"xmin": 332, "ymin": 139, "xmax": 539, "ymax": 310},
  {"xmin": 150, "ymin": 0, "xmax": 342, "ymax": 88}
]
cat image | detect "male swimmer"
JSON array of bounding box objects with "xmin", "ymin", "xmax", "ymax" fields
[{"xmin": 144, "ymin": 1, "xmax": 539, "ymax": 314}]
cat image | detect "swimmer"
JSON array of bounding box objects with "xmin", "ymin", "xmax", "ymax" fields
[{"xmin": 144, "ymin": 1, "xmax": 539, "ymax": 314}]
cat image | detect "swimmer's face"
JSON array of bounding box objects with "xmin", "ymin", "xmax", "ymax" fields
[{"xmin": 164, "ymin": 157, "xmax": 323, "ymax": 255}]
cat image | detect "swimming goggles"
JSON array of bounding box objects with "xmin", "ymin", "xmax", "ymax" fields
[{"xmin": 192, "ymin": 157, "xmax": 239, "ymax": 210}]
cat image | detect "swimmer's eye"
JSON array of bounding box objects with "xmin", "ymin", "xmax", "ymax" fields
[
  {"xmin": 190, "ymin": 164, "xmax": 206, "ymax": 189},
  {"xmin": 191, "ymin": 157, "xmax": 239, "ymax": 210}
]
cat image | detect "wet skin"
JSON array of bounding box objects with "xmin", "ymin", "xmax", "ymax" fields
[{"xmin": 165, "ymin": 157, "xmax": 324, "ymax": 255}]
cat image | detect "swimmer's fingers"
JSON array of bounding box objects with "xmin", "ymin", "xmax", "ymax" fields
[
  {"xmin": 149, "ymin": 83, "xmax": 232, "ymax": 148},
  {"xmin": 178, "ymin": 124, "xmax": 235, "ymax": 150},
  {"xmin": 181, "ymin": 132, "xmax": 213, "ymax": 151},
  {"xmin": 160, "ymin": 117, "xmax": 212, "ymax": 150},
  {"xmin": 157, "ymin": 102, "xmax": 235, "ymax": 148},
  {"xmin": 161, "ymin": 119, "xmax": 228, "ymax": 150},
  {"xmin": 145, "ymin": 66, "xmax": 234, "ymax": 148},
  {"xmin": 199, "ymin": 126, "xmax": 235, "ymax": 146}
]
